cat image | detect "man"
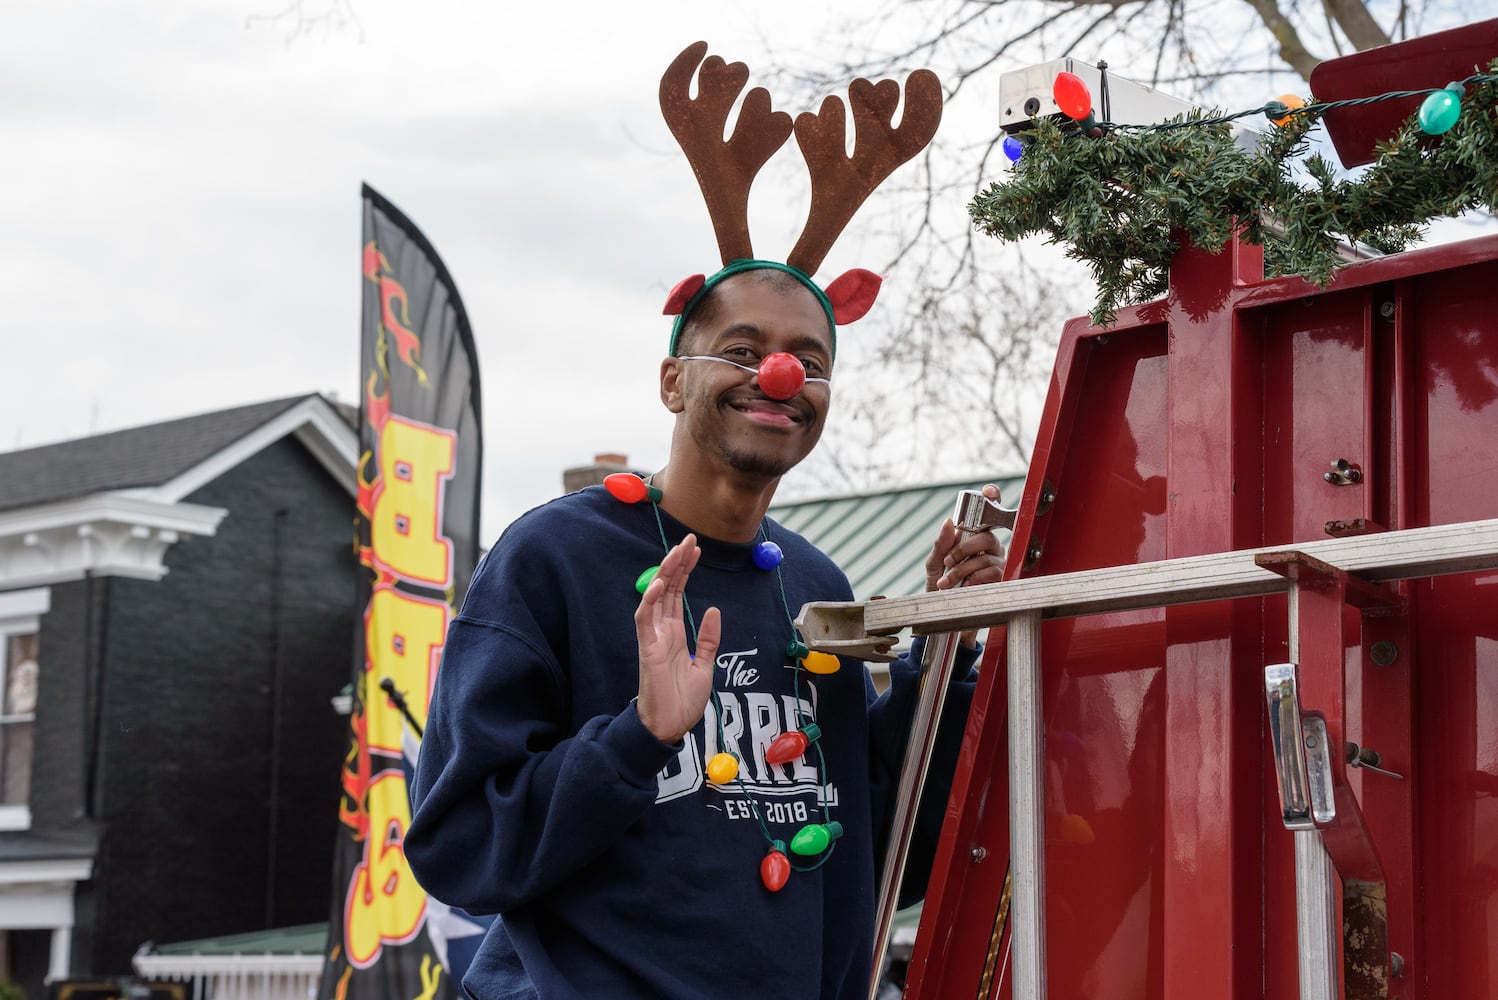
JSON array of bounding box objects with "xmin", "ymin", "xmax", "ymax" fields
[{"xmin": 406, "ymin": 264, "xmax": 1004, "ymax": 999}]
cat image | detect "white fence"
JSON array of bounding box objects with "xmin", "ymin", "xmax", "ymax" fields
[{"xmin": 132, "ymin": 954, "xmax": 323, "ymax": 1000}]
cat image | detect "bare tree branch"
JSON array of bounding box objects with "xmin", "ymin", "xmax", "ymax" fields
[
  {"xmin": 760, "ymin": 0, "xmax": 1439, "ymax": 493},
  {"xmin": 246, "ymin": 0, "xmax": 363, "ymax": 43},
  {"xmin": 1239, "ymin": 0, "xmax": 1324, "ymax": 79},
  {"xmin": 1323, "ymin": 0, "xmax": 1394, "ymax": 51}
]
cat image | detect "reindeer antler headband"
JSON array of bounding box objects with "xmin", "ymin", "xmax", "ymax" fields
[{"xmin": 659, "ymin": 41, "xmax": 943, "ymax": 354}]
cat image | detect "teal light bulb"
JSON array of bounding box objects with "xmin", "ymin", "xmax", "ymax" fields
[{"xmin": 1418, "ymin": 85, "xmax": 1462, "ymax": 135}]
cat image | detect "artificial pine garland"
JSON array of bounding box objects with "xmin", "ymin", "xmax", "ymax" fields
[{"xmin": 970, "ymin": 65, "xmax": 1498, "ymax": 326}]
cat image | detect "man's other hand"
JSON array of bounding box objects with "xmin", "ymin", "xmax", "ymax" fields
[{"xmin": 923, "ymin": 484, "xmax": 1007, "ymax": 648}]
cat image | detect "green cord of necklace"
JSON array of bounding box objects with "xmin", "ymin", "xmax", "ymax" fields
[{"xmin": 648, "ymin": 499, "xmax": 838, "ymax": 873}]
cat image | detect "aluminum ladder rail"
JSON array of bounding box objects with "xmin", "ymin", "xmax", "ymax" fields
[
  {"xmin": 866, "ymin": 488, "xmax": 1009, "ymax": 999},
  {"xmin": 795, "ymin": 517, "xmax": 1498, "ymax": 1000}
]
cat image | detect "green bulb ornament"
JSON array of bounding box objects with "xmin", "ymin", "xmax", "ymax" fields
[
  {"xmin": 1418, "ymin": 83, "xmax": 1463, "ymax": 136},
  {"xmin": 790, "ymin": 820, "xmax": 844, "ymax": 856}
]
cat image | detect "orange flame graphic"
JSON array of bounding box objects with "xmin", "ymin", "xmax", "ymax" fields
[
  {"xmin": 363, "ymin": 243, "xmax": 430, "ymax": 386},
  {"xmin": 339, "ymin": 695, "xmax": 373, "ymax": 842}
]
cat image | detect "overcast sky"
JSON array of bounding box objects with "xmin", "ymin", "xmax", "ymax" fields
[
  {"xmin": 6, "ymin": 1, "xmax": 1491, "ymax": 542},
  {"xmin": 1, "ymin": 2, "xmax": 855, "ymax": 538}
]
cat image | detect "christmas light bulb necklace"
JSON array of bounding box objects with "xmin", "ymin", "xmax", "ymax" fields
[{"xmin": 607, "ymin": 471, "xmax": 845, "ymax": 892}]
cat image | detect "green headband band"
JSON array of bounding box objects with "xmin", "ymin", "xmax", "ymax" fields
[{"xmin": 668, "ymin": 259, "xmax": 836, "ymax": 356}]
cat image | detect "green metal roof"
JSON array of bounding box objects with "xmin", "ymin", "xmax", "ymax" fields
[
  {"xmin": 768, "ymin": 474, "xmax": 1025, "ymax": 604},
  {"xmin": 152, "ymin": 923, "xmax": 328, "ymax": 956}
]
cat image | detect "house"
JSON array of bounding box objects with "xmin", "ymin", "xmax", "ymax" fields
[{"xmin": 0, "ymin": 395, "xmax": 360, "ymax": 999}]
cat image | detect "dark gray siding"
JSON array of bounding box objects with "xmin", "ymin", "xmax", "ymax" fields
[
  {"xmin": 81, "ymin": 437, "xmax": 355, "ymax": 973},
  {"xmin": 31, "ymin": 577, "xmax": 101, "ymax": 832}
]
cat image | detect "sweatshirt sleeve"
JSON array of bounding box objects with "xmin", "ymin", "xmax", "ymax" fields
[
  {"xmin": 405, "ymin": 613, "xmax": 679, "ymax": 914},
  {"xmin": 866, "ymin": 636, "xmax": 981, "ymax": 907}
]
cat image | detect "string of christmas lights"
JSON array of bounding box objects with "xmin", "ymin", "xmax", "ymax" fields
[
  {"xmin": 605, "ymin": 468, "xmax": 847, "ymax": 893},
  {"xmin": 977, "ymin": 60, "xmax": 1498, "ymax": 325},
  {"xmin": 1037, "ymin": 69, "xmax": 1498, "ymax": 139}
]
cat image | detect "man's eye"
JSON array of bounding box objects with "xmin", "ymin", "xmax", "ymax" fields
[
  {"xmin": 800, "ymin": 357, "xmax": 828, "ymax": 378},
  {"xmin": 723, "ymin": 347, "xmax": 758, "ymax": 361}
]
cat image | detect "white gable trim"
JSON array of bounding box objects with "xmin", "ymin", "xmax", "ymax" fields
[
  {"xmin": 0, "ymin": 856, "xmax": 92, "ymax": 885},
  {"xmin": 0, "ymin": 587, "xmax": 49, "ymax": 621},
  {"xmin": 0, "ymin": 857, "xmax": 92, "ymax": 983},
  {"xmin": 0, "ymin": 396, "xmax": 358, "ymax": 589},
  {"xmin": 0, "ymin": 495, "xmax": 227, "ymax": 588},
  {"xmin": 137, "ymin": 396, "xmax": 357, "ymax": 504}
]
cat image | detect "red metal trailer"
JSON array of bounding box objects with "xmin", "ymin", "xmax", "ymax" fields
[{"xmin": 800, "ymin": 26, "xmax": 1498, "ymax": 999}]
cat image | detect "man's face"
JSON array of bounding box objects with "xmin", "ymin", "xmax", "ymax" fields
[{"xmin": 662, "ymin": 273, "xmax": 834, "ymax": 480}]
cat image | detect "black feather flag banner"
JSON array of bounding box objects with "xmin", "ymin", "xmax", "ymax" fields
[{"xmin": 319, "ymin": 184, "xmax": 487, "ymax": 1000}]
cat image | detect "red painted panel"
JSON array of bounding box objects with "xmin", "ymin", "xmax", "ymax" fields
[
  {"xmin": 908, "ymin": 234, "xmax": 1498, "ymax": 999},
  {"xmin": 907, "ymin": 325, "xmax": 1171, "ymax": 999},
  {"xmin": 1408, "ymin": 256, "xmax": 1498, "ymax": 997}
]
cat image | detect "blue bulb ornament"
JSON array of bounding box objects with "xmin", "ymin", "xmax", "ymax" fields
[{"xmin": 752, "ymin": 540, "xmax": 784, "ymax": 570}]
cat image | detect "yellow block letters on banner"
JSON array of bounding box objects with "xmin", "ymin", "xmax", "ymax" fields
[
  {"xmin": 371, "ymin": 417, "xmax": 457, "ymax": 588},
  {"xmin": 365, "ymin": 586, "xmax": 448, "ymax": 756},
  {"xmin": 345, "ymin": 771, "xmax": 426, "ymax": 967}
]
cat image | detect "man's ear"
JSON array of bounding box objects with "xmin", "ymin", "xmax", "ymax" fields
[{"xmin": 660, "ymin": 357, "xmax": 686, "ymax": 413}]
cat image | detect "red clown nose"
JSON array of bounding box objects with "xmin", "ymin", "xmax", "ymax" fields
[{"xmin": 757, "ymin": 353, "xmax": 806, "ymax": 400}]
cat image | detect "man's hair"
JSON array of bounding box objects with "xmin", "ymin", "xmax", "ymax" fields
[{"xmin": 674, "ymin": 269, "xmax": 831, "ymax": 357}]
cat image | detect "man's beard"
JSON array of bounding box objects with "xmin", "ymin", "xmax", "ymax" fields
[{"xmin": 719, "ymin": 442, "xmax": 796, "ymax": 479}]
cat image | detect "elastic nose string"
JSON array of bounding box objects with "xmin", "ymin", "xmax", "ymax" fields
[{"xmin": 676, "ymin": 354, "xmax": 829, "ymax": 401}]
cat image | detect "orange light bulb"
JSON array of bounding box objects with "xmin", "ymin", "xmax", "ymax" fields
[{"xmin": 1268, "ymin": 94, "xmax": 1306, "ymax": 127}]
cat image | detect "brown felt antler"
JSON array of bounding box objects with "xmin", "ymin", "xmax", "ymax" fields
[
  {"xmin": 659, "ymin": 41, "xmax": 794, "ymax": 265},
  {"xmin": 785, "ymin": 71, "xmax": 943, "ymax": 275}
]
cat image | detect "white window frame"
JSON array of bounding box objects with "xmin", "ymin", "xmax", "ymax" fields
[{"xmin": 0, "ymin": 588, "xmax": 49, "ymax": 831}]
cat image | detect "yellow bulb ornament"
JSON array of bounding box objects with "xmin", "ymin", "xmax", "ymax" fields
[
  {"xmin": 800, "ymin": 650, "xmax": 840, "ymax": 675},
  {"xmin": 706, "ymin": 752, "xmax": 740, "ymax": 785}
]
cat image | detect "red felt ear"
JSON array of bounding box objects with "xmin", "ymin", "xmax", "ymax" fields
[
  {"xmin": 824, "ymin": 269, "xmax": 882, "ymax": 324},
  {"xmin": 663, "ymin": 274, "xmax": 707, "ymax": 316}
]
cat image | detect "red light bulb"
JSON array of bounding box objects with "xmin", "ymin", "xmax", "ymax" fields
[
  {"xmin": 765, "ymin": 723, "xmax": 822, "ymax": 765},
  {"xmin": 760, "ymin": 843, "xmax": 790, "ymax": 892},
  {"xmin": 757, "ymin": 353, "xmax": 806, "ymax": 400},
  {"xmin": 604, "ymin": 473, "xmax": 661, "ymax": 504},
  {"xmin": 1053, "ymin": 72, "xmax": 1093, "ymax": 121}
]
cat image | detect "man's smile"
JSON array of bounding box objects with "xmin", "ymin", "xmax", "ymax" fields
[{"xmin": 726, "ymin": 396, "xmax": 805, "ymax": 427}]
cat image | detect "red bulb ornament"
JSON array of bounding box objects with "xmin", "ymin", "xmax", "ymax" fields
[
  {"xmin": 1053, "ymin": 72, "xmax": 1092, "ymax": 120},
  {"xmin": 604, "ymin": 473, "xmax": 662, "ymax": 504},
  {"xmin": 757, "ymin": 353, "xmax": 806, "ymax": 400},
  {"xmin": 760, "ymin": 843, "xmax": 791, "ymax": 892},
  {"xmin": 766, "ymin": 723, "xmax": 822, "ymax": 765}
]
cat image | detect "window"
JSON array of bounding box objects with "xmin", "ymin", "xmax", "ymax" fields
[
  {"xmin": 0, "ymin": 588, "xmax": 47, "ymax": 828},
  {"xmin": 0, "ymin": 631, "xmax": 36, "ymax": 807}
]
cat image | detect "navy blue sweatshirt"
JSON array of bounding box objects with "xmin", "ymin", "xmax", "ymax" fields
[{"xmin": 406, "ymin": 486, "xmax": 976, "ymax": 1000}]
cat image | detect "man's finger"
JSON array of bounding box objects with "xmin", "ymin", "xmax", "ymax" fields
[{"xmin": 694, "ymin": 606, "xmax": 722, "ymax": 665}]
